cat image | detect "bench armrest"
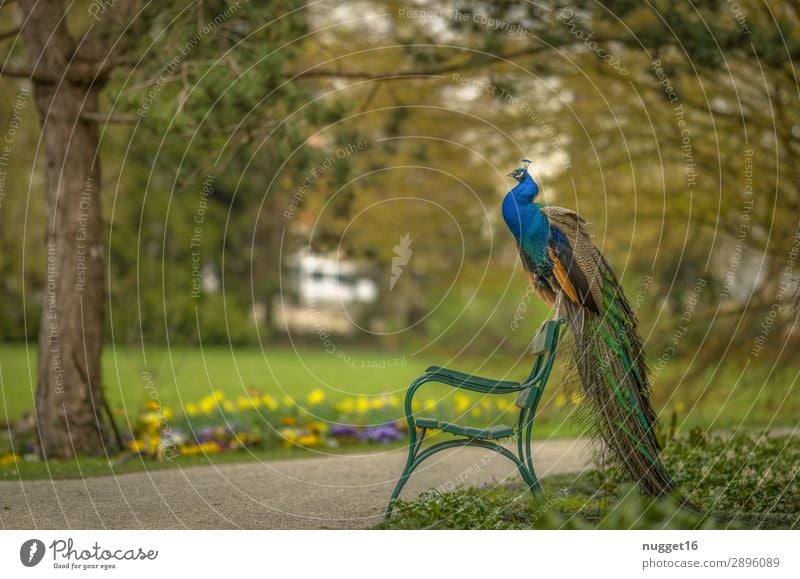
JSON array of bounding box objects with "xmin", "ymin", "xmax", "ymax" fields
[
  {"xmin": 403, "ymin": 368, "xmax": 525, "ymax": 418},
  {"xmin": 424, "ymin": 366, "xmax": 523, "ymax": 393}
]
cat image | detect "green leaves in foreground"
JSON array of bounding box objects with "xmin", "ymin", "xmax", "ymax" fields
[
  {"xmin": 379, "ymin": 485, "xmax": 715, "ymax": 530},
  {"xmin": 379, "ymin": 432, "xmax": 800, "ymax": 529},
  {"xmin": 665, "ymin": 431, "xmax": 800, "ymax": 515}
]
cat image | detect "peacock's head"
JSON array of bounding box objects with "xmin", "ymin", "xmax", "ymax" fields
[{"xmin": 507, "ymin": 159, "xmax": 532, "ymax": 182}]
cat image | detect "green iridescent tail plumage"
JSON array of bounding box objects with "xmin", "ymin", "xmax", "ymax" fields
[
  {"xmin": 501, "ymin": 191, "xmax": 696, "ymax": 510},
  {"xmin": 561, "ymin": 255, "xmax": 690, "ymax": 503}
]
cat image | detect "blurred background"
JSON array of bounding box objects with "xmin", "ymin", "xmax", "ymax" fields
[{"xmin": 0, "ymin": 0, "xmax": 798, "ymax": 465}]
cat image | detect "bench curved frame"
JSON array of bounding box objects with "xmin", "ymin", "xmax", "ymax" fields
[{"xmin": 385, "ymin": 318, "xmax": 565, "ymax": 519}]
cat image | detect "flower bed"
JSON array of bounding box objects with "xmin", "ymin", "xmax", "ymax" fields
[
  {"xmin": 117, "ymin": 388, "xmax": 520, "ymax": 460},
  {"xmin": 0, "ymin": 387, "xmax": 530, "ymax": 462}
]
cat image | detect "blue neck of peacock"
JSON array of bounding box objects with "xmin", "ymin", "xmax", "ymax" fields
[
  {"xmin": 502, "ymin": 173, "xmax": 547, "ymax": 246},
  {"xmin": 511, "ymin": 173, "xmax": 539, "ymax": 203}
]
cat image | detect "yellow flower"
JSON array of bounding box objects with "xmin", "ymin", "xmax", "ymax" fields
[
  {"xmin": 674, "ymin": 400, "xmax": 686, "ymax": 412},
  {"xmin": 280, "ymin": 415, "xmax": 297, "ymax": 426},
  {"xmin": 237, "ymin": 396, "xmax": 251, "ymax": 410},
  {"xmin": 0, "ymin": 453, "xmax": 21, "ymax": 466},
  {"xmin": 496, "ymin": 399, "xmax": 510, "ymax": 411},
  {"xmin": 162, "ymin": 407, "xmax": 174, "ymax": 420},
  {"xmin": 335, "ymin": 398, "xmax": 355, "ymax": 413},
  {"xmin": 213, "ymin": 390, "xmax": 225, "ymax": 402},
  {"xmin": 199, "ymin": 396, "xmax": 215, "ymax": 415},
  {"xmin": 422, "ymin": 398, "xmax": 437, "ymax": 411},
  {"xmin": 232, "ymin": 432, "xmax": 250, "ymax": 447},
  {"xmin": 185, "ymin": 403, "xmax": 198, "ymax": 417},
  {"xmin": 200, "ymin": 441, "xmax": 219, "ymax": 454},
  {"xmin": 470, "ymin": 407, "xmax": 482, "ymax": 417},
  {"xmin": 307, "ymin": 421, "xmax": 328, "ymax": 434},
  {"xmin": 262, "ymin": 394, "xmax": 279, "ymax": 411},
  {"xmin": 282, "ymin": 395, "xmax": 295, "ymax": 408},
  {"xmin": 127, "ymin": 439, "xmax": 145, "ymax": 452},
  {"xmin": 222, "ymin": 400, "xmax": 235, "ymax": 412},
  {"xmin": 370, "ymin": 397, "xmax": 385, "ymax": 410},
  {"xmin": 356, "ymin": 396, "xmax": 370, "ymax": 414},
  {"xmin": 143, "ymin": 412, "xmax": 161, "ymax": 428},
  {"xmin": 179, "ymin": 444, "xmax": 196, "ymax": 456},
  {"xmin": 454, "ymin": 394, "xmax": 470, "ymax": 413},
  {"xmin": 297, "ymin": 434, "xmax": 322, "ymax": 447},
  {"xmin": 280, "ymin": 427, "xmax": 299, "ymax": 447},
  {"xmin": 307, "ymin": 388, "xmax": 326, "ymax": 405},
  {"xmin": 145, "ymin": 400, "xmax": 160, "ymax": 411},
  {"xmin": 388, "ymin": 395, "xmax": 401, "ymax": 408},
  {"xmin": 554, "ymin": 393, "xmax": 567, "ymax": 407}
]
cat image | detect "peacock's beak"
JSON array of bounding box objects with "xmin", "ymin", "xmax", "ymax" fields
[{"xmin": 506, "ymin": 172, "xmax": 515, "ymax": 177}]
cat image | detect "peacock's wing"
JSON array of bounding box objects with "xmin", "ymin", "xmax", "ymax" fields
[{"xmin": 541, "ymin": 205, "xmax": 603, "ymax": 314}]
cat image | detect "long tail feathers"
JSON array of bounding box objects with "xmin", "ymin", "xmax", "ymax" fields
[{"xmin": 560, "ymin": 259, "xmax": 698, "ymax": 512}]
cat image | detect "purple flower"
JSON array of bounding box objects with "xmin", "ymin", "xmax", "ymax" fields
[
  {"xmin": 360, "ymin": 423, "xmax": 404, "ymax": 443},
  {"xmin": 197, "ymin": 426, "xmax": 216, "ymax": 443},
  {"xmin": 330, "ymin": 424, "xmax": 359, "ymax": 438}
]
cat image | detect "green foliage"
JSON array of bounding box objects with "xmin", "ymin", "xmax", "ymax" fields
[
  {"xmin": 666, "ymin": 431, "xmax": 800, "ymax": 516},
  {"xmin": 379, "ymin": 485, "xmax": 717, "ymax": 530},
  {"xmin": 381, "ymin": 487, "xmax": 540, "ymax": 530},
  {"xmin": 379, "ymin": 432, "xmax": 800, "ymax": 529}
]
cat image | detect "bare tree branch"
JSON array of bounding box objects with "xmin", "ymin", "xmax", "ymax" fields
[
  {"xmin": 81, "ymin": 111, "xmax": 140, "ymax": 124},
  {"xmin": 289, "ymin": 46, "xmax": 548, "ymax": 82},
  {"xmin": 0, "ymin": 26, "xmax": 20, "ymax": 41},
  {"xmin": 0, "ymin": 62, "xmax": 50, "ymax": 81}
]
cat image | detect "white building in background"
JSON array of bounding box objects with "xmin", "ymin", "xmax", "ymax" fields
[
  {"xmin": 273, "ymin": 251, "xmax": 378, "ymax": 335},
  {"xmin": 290, "ymin": 252, "xmax": 378, "ymax": 306}
]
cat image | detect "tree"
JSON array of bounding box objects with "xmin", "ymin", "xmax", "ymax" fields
[
  {"xmin": 5, "ymin": 0, "xmax": 128, "ymax": 457},
  {"xmin": 541, "ymin": 0, "xmax": 800, "ymax": 356},
  {"xmin": 1, "ymin": 0, "xmax": 313, "ymax": 457}
]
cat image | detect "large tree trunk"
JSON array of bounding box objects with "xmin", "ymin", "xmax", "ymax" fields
[{"xmin": 20, "ymin": 0, "xmax": 114, "ymax": 458}]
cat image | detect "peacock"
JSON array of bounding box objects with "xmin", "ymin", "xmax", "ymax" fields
[{"xmin": 502, "ymin": 159, "xmax": 691, "ymax": 505}]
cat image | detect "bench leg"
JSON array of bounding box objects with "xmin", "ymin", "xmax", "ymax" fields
[
  {"xmin": 385, "ymin": 426, "xmax": 427, "ymax": 519},
  {"xmin": 385, "ymin": 436, "xmax": 542, "ymax": 520},
  {"xmin": 517, "ymin": 418, "xmax": 541, "ymax": 495}
]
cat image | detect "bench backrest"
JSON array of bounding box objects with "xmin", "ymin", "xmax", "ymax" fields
[{"xmin": 516, "ymin": 318, "xmax": 565, "ymax": 409}]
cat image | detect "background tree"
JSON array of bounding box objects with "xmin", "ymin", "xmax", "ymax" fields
[{"xmin": 0, "ymin": 0, "xmax": 314, "ymax": 457}]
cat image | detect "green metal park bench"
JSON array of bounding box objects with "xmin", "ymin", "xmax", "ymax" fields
[{"xmin": 385, "ymin": 318, "xmax": 566, "ymax": 519}]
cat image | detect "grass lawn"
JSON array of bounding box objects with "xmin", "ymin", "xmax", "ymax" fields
[
  {"xmin": 0, "ymin": 343, "xmax": 437, "ymax": 420},
  {"xmin": 0, "ymin": 342, "xmax": 584, "ymax": 432},
  {"xmin": 2, "ymin": 342, "xmax": 797, "ymax": 427},
  {"xmin": 1, "ymin": 342, "xmax": 798, "ymax": 482},
  {"xmin": 0, "ymin": 341, "xmax": 585, "ymax": 480}
]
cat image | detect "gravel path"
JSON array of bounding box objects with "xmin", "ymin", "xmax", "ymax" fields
[{"xmin": 0, "ymin": 438, "xmax": 593, "ymax": 529}]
